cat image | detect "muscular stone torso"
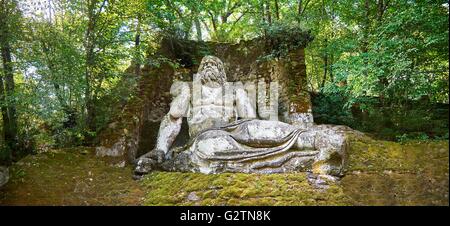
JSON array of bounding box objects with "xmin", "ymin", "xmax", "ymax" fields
[{"xmin": 188, "ymin": 84, "xmax": 232, "ymax": 137}]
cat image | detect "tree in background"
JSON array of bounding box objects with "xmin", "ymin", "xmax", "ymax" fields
[
  {"xmin": 0, "ymin": 0, "xmax": 24, "ymax": 164},
  {"xmin": 0, "ymin": 0, "xmax": 448, "ymax": 163}
]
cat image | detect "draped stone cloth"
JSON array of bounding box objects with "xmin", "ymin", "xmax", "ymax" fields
[{"xmin": 187, "ymin": 119, "xmax": 319, "ymax": 174}]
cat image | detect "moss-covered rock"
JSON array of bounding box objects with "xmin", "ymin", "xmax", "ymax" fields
[
  {"xmin": 1, "ymin": 137, "xmax": 448, "ymax": 206},
  {"xmin": 346, "ymin": 135, "xmax": 448, "ymax": 173},
  {"xmin": 141, "ymin": 172, "xmax": 350, "ymax": 206},
  {"xmin": 342, "ymin": 136, "xmax": 448, "ymax": 205},
  {"xmin": 0, "ymin": 148, "xmax": 144, "ymax": 205}
]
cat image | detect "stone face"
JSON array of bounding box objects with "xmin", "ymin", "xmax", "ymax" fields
[
  {"xmin": 134, "ymin": 56, "xmax": 348, "ymax": 177},
  {"xmin": 0, "ymin": 166, "xmax": 9, "ymax": 188}
]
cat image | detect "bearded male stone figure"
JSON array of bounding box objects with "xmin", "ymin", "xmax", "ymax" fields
[{"xmin": 135, "ymin": 56, "xmax": 348, "ymax": 177}]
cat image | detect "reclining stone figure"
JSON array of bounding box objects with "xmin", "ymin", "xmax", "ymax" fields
[{"xmin": 135, "ymin": 56, "xmax": 348, "ymax": 177}]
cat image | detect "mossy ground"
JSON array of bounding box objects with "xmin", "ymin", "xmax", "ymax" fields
[
  {"xmin": 0, "ymin": 148, "xmax": 144, "ymax": 205},
  {"xmin": 342, "ymin": 136, "xmax": 449, "ymax": 205},
  {"xmin": 0, "ymin": 138, "xmax": 448, "ymax": 206},
  {"xmin": 141, "ymin": 172, "xmax": 350, "ymax": 206}
]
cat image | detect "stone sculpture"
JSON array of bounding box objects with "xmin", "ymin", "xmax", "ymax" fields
[{"xmin": 135, "ymin": 56, "xmax": 348, "ymax": 177}]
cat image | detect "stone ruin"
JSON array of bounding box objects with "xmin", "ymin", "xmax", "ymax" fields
[{"xmin": 95, "ymin": 35, "xmax": 353, "ymax": 179}]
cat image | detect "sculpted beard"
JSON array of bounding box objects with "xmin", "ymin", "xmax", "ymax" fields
[{"xmin": 200, "ymin": 65, "xmax": 225, "ymax": 85}]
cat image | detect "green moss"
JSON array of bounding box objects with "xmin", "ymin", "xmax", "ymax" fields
[
  {"xmin": 342, "ymin": 171, "xmax": 449, "ymax": 206},
  {"xmin": 346, "ymin": 135, "xmax": 449, "ymax": 173},
  {"xmin": 140, "ymin": 172, "xmax": 350, "ymax": 206},
  {"xmin": 0, "ymin": 148, "xmax": 144, "ymax": 206},
  {"xmin": 1, "ymin": 138, "xmax": 447, "ymax": 206},
  {"xmin": 137, "ymin": 137, "xmax": 446, "ymax": 206},
  {"xmin": 343, "ymin": 135, "xmax": 449, "ymax": 205}
]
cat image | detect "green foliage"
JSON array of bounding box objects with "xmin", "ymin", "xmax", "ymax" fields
[
  {"xmin": 1, "ymin": 0, "xmax": 449, "ymax": 160},
  {"xmin": 0, "ymin": 144, "xmax": 11, "ymax": 165},
  {"xmin": 309, "ymin": 0, "xmax": 448, "ymax": 103},
  {"xmin": 2, "ymin": 0, "xmax": 143, "ymax": 153},
  {"xmin": 305, "ymin": 0, "xmax": 448, "ymax": 140},
  {"xmin": 312, "ymin": 91, "xmax": 449, "ymax": 141},
  {"xmin": 262, "ymin": 21, "xmax": 314, "ymax": 58},
  {"xmin": 396, "ymin": 133, "xmax": 429, "ymax": 143},
  {"xmin": 146, "ymin": 0, "xmax": 263, "ymax": 42},
  {"xmin": 311, "ymin": 92, "xmax": 355, "ymax": 127}
]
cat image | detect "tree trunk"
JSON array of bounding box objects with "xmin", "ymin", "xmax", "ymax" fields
[
  {"xmin": 260, "ymin": 1, "xmax": 265, "ymax": 23},
  {"xmin": 134, "ymin": 15, "xmax": 141, "ymax": 76},
  {"xmin": 208, "ymin": 11, "xmax": 218, "ymax": 34},
  {"xmin": 321, "ymin": 38, "xmax": 328, "ymax": 88},
  {"xmin": 195, "ymin": 18, "xmax": 202, "ymax": 41},
  {"xmin": 362, "ymin": 0, "xmax": 370, "ymax": 78},
  {"xmin": 377, "ymin": 0, "xmax": 387, "ymax": 22},
  {"xmin": 0, "ymin": 75, "xmax": 11, "ymax": 164},
  {"xmin": 274, "ymin": 0, "xmax": 280, "ymax": 20},
  {"xmin": 298, "ymin": 0, "xmax": 302, "ymax": 15},
  {"xmin": 84, "ymin": 0, "xmax": 97, "ymax": 133},
  {"xmin": 330, "ymin": 54, "xmax": 334, "ymax": 82},
  {"xmin": 298, "ymin": 0, "xmax": 311, "ymax": 18},
  {"xmin": 265, "ymin": 0, "xmax": 272, "ymax": 25},
  {"xmin": 0, "ymin": 0, "xmax": 23, "ymax": 163},
  {"xmin": 1, "ymin": 31, "xmax": 18, "ymax": 160}
]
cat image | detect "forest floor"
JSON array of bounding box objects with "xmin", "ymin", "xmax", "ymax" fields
[{"xmin": 0, "ymin": 138, "xmax": 448, "ymax": 206}]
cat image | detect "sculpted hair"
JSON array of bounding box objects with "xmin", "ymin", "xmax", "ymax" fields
[{"xmin": 196, "ymin": 55, "xmax": 227, "ymax": 85}]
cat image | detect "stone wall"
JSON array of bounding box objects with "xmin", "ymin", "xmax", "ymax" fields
[{"xmin": 95, "ymin": 36, "xmax": 313, "ymax": 166}]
